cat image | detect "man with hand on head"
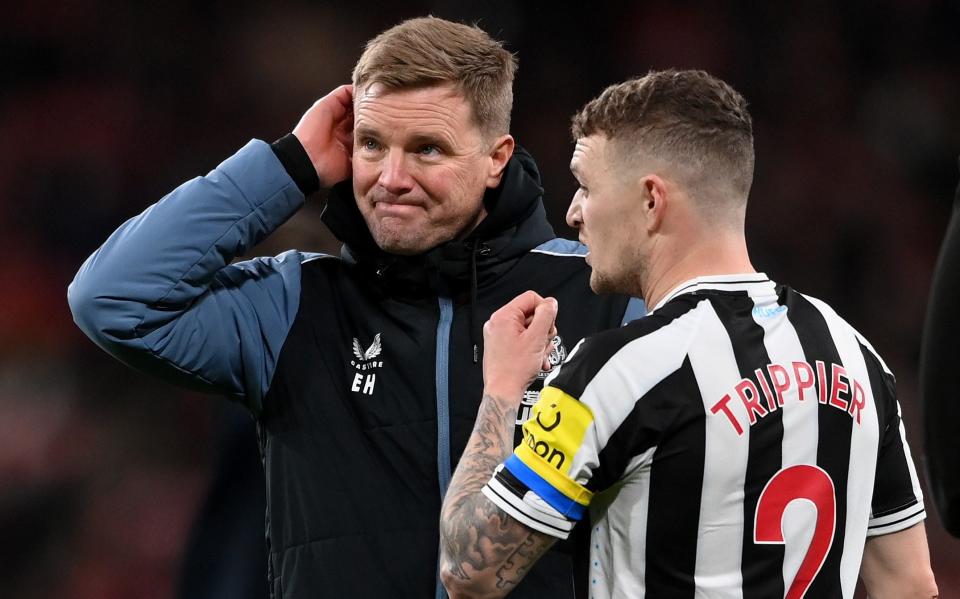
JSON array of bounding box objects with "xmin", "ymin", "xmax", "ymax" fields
[
  {"xmin": 441, "ymin": 69, "xmax": 938, "ymax": 598},
  {"xmin": 68, "ymin": 16, "xmax": 639, "ymax": 599}
]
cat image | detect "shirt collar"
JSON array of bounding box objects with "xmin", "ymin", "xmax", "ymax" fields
[{"xmin": 652, "ymin": 272, "xmax": 774, "ymax": 312}]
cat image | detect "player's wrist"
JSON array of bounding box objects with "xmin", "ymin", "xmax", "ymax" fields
[{"xmin": 482, "ymin": 384, "xmax": 525, "ymax": 407}]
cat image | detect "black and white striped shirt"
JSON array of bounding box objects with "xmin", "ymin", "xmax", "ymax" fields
[{"xmin": 483, "ymin": 273, "xmax": 924, "ymax": 598}]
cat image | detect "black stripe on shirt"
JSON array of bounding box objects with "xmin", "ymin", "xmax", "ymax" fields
[
  {"xmin": 644, "ymin": 356, "xmax": 706, "ymax": 598},
  {"xmin": 861, "ymin": 341, "xmax": 919, "ymax": 522},
  {"xmin": 579, "ymin": 355, "xmax": 705, "ymax": 596},
  {"xmin": 709, "ymin": 293, "xmax": 785, "ymax": 599},
  {"xmin": 786, "ymin": 290, "xmax": 850, "ymax": 598}
]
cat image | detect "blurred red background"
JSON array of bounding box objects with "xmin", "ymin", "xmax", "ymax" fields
[{"xmin": 2, "ymin": 1, "xmax": 958, "ymax": 597}]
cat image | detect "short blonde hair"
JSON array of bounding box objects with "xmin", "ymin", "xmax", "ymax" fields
[
  {"xmin": 573, "ymin": 70, "xmax": 755, "ymax": 202},
  {"xmin": 352, "ymin": 16, "xmax": 517, "ymax": 137}
]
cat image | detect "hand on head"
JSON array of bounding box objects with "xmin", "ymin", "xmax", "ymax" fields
[
  {"xmin": 482, "ymin": 291, "xmax": 559, "ymax": 401},
  {"xmin": 293, "ymin": 84, "xmax": 355, "ymax": 190}
]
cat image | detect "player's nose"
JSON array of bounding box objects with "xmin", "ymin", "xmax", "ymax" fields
[
  {"xmin": 378, "ymin": 149, "xmax": 415, "ymax": 196},
  {"xmin": 566, "ymin": 191, "xmax": 583, "ymax": 229}
]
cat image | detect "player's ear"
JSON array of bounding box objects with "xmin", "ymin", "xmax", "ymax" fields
[
  {"xmin": 641, "ymin": 174, "xmax": 668, "ymax": 233},
  {"xmin": 486, "ymin": 134, "xmax": 515, "ymax": 187}
]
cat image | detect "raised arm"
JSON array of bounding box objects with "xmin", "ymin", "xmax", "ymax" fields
[
  {"xmin": 440, "ymin": 292, "xmax": 560, "ymax": 599},
  {"xmin": 68, "ymin": 86, "xmax": 354, "ymax": 411}
]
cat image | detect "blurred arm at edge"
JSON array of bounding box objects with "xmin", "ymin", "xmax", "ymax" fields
[{"xmin": 921, "ymin": 156, "xmax": 960, "ymax": 538}]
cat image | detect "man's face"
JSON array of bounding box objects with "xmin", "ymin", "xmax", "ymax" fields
[
  {"xmin": 566, "ymin": 135, "xmax": 647, "ymax": 295},
  {"xmin": 352, "ymin": 83, "xmax": 496, "ymax": 255}
]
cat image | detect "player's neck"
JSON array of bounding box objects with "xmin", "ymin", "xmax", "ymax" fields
[{"xmin": 642, "ymin": 231, "xmax": 755, "ymax": 310}]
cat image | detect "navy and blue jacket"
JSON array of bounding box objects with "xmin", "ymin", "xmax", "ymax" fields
[{"xmin": 68, "ymin": 137, "xmax": 644, "ymax": 598}]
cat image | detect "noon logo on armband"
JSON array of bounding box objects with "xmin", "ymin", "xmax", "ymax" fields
[
  {"xmin": 349, "ymin": 333, "xmax": 383, "ymax": 395},
  {"xmin": 519, "ymin": 387, "xmax": 594, "ymax": 478},
  {"xmin": 516, "ymin": 335, "xmax": 567, "ymax": 425},
  {"xmin": 523, "ymin": 400, "xmax": 566, "ymax": 467}
]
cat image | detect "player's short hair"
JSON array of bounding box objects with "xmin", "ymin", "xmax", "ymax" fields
[
  {"xmin": 353, "ymin": 16, "xmax": 517, "ymax": 138},
  {"xmin": 572, "ymin": 69, "xmax": 755, "ymax": 207}
]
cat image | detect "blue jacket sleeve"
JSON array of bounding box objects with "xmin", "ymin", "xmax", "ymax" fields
[{"xmin": 67, "ymin": 139, "xmax": 317, "ymax": 412}]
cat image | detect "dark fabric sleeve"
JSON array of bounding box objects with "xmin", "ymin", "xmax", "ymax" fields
[
  {"xmin": 868, "ymin": 369, "xmax": 925, "ymax": 536},
  {"xmin": 271, "ymin": 133, "xmax": 320, "ymax": 196},
  {"xmin": 920, "ymin": 157, "xmax": 960, "ymax": 537}
]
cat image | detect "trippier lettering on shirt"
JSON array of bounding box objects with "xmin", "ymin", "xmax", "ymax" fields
[{"xmin": 710, "ymin": 359, "xmax": 867, "ymax": 435}]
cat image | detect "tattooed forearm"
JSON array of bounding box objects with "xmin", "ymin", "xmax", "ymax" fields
[
  {"xmin": 494, "ymin": 531, "xmax": 555, "ymax": 589},
  {"xmin": 439, "ymin": 394, "xmax": 557, "ymax": 598},
  {"xmin": 447, "ymin": 394, "xmax": 515, "ymax": 496}
]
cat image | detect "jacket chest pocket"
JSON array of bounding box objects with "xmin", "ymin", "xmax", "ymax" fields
[
  {"xmin": 339, "ymin": 303, "xmax": 439, "ymax": 429},
  {"xmin": 344, "ymin": 346, "xmax": 434, "ymax": 430}
]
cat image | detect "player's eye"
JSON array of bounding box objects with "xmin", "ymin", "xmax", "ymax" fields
[
  {"xmin": 360, "ymin": 139, "xmax": 382, "ymax": 151},
  {"xmin": 418, "ymin": 144, "xmax": 440, "ymax": 156}
]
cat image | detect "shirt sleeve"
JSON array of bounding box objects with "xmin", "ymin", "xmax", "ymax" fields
[
  {"xmin": 482, "ymin": 331, "xmax": 637, "ymax": 539},
  {"xmin": 482, "ymin": 384, "xmax": 599, "ymax": 539},
  {"xmin": 67, "ymin": 140, "xmax": 317, "ymax": 413},
  {"xmin": 867, "ymin": 368, "xmax": 926, "ymax": 536},
  {"xmin": 484, "ymin": 310, "xmax": 691, "ymax": 539}
]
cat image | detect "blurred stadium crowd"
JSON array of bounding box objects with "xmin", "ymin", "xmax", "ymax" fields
[{"xmin": 2, "ymin": 1, "xmax": 958, "ymax": 597}]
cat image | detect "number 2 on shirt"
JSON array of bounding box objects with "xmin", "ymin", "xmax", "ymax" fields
[{"xmin": 753, "ymin": 464, "xmax": 836, "ymax": 599}]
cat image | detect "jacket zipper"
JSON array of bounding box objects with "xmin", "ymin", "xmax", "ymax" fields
[{"xmin": 434, "ymin": 296, "xmax": 454, "ymax": 599}]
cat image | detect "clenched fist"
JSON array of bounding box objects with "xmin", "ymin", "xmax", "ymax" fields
[{"xmin": 482, "ymin": 291, "xmax": 559, "ymax": 402}]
